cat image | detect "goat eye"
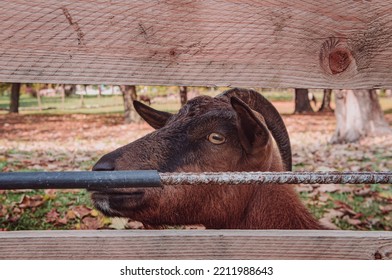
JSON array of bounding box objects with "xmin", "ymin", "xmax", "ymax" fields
[{"xmin": 207, "ymin": 133, "xmax": 226, "ymax": 145}]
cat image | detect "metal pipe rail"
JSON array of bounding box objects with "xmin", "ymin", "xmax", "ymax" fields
[{"xmin": 0, "ymin": 171, "xmax": 391, "ymax": 190}]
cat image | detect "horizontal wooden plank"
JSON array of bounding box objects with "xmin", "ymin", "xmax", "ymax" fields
[
  {"xmin": 1, "ymin": 0, "xmax": 392, "ymax": 88},
  {"xmin": 1, "ymin": 230, "xmax": 391, "ymax": 259}
]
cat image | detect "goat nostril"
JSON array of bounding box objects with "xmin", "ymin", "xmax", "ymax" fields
[{"xmin": 92, "ymin": 160, "xmax": 115, "ymax": 171}]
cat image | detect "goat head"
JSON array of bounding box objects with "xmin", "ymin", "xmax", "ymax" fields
[{"xmin": 91, "ymin": 88, "xmax": 322, "ymax": 229}]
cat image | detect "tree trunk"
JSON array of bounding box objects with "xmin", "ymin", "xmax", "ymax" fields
[
  {"xmin": 294, "ymin": 88, "xmax": 313, "ymax": 113},
  {"xmin": 9, "ymin": 83, "xmax": 21, "ymax": 113},
  {"xmin": 56, "ymin": 84, "xmax": 65, "ymax": 109},
  {"xmin": 64, "ymin": 85, "xmax": 76, "ymax": 97},
  {"xmin": 121, "ymin": 85, "xmax": 141, "ymax": 124},
  {"xmin": 179, "ymin": 86, "xmax": 188, "ymax": 106},
  {"xmin": 81, "ymin": 85, "xmax": 87, "ymax": 108},
  {"xmin": 98, "ymin": 84, "xmax": 102, "ymax": 100},
  {"xmin": 37, "ymin": 88, "xmax": 42, "ymax": 111},
  {"xmin": 318, "ymin": 89, "xmax": 333, "ymax": 112},
  {"xmin": 331, "ymin": 89, "xmax": 391, "ymax": 143}
]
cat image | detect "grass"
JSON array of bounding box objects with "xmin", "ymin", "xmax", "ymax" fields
[
  {"xmin": 1, "ymin": 88, "xmax": 392, "ymax": 115},
  {"xmin": 0, "ymin": 189, "xmax": 92, "ymax": 230},
  {"xmin": 0, "ymin": 87, "xmax": 307, "ymax": 115},
  {"xmin": 300, "ymin": 185, "xmax": 392, "ymax": 231},
  {"xmin": 0, "ymin": 94, "xmax": 125, "ymax": 115},
  {"xmin": 381, "ymin": 98, "xmax": 392, "ymax": 114}
]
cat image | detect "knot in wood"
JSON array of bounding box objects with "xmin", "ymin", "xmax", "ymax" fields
[
  {"xmin": 374, "ymin": 251, "xmax": 383, "ymax": 260},
  {"xmin": 329, "ymin": 49, "xmax": 351, "ymax": 74},
  {"xmin": 320, "ymin": 37, "xmax": 356, "ymax": 77}
]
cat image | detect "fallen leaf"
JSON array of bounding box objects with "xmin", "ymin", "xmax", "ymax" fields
[
  {"xmin": 295, "ymin": 185, "xmax": 313, "ymax": 192},
  {"xmin": 58, "ymin": 189, "xmax": 82, "ymax": 194},
  {"xmin": 56, "ymin": 217, "xmax": 68, "ymax": 225},
  {"xmin": 323, "ymin": 209, "xmax": 345, "ymax": 219},
  {"xmin": 12, "ymin": 207, "xmax": 21, "ymax": 214},
  {"xmin": 44, "ymin": 189, "xmax": 57, "ymax": 200},
  {"xmin": 318, "ymin": 218, "xmax": 339, "ymax": 230},
  {"xmin": 66, "ymin": 210, "xmax": 77, "ymax": 220},
  {"xmin": 353, "ymin": 186, "xmax": 372, "ymax": 197},
  {"xmin": 317, "ymin": 184, "xmax": 352, "ymax": 193},
  {"xmin": 343, "ymin": 216, "xmax": 362, "ymax": 226},
  {"xmin": 334, "ymin": 201, "xmax": 357, "ymax": 216},
  {"xmin": 80, "ymin": 216, "xmax": 102, "ymax": 230},
  {"xmin": 46, "ymin": 209, "xmax": 60, "ymax": 223},
  {"xmin": 90, "ymin": 209, "xmax": 99, "ymax": 217},
  {"xmin": 0, "ymin": 205, "xmax": 8, "ymax": 217},
  {"xmin": 315, "ymin": 166, "xmax": 336, "ymax": 172},
  {"xmin": 18, "ymin": 195, "xmax": 45, "ymax": 208},
  {"xmin": 125, "ymin": 220, "xmax": 144, "ymax": 229},
  {"xmin": 8, "ymin": 214, "xmax": 20, "ymax": 223},
  {"xmin": 318, "ymin": 193, "xmax": 330, "ymax": 202},
  {"xmin": 109, "ymin": 217, "xmax": 128, "ymax": 230},
  {"xmin": 184, "ymin": 224, "xmax": 206, "ymax": 230},
  {"xmin": 102, "ymin": 216, "xmax": 112, "ymax": 226},
  {"xmin": 352, "ymin": 213, "xmax": 364, "ymax": 219},
  {"xmin": 380, "ymin": 205, "xmax": 392, "ymax": 214},
  {"xmin": 378, "ymin": 192, "xmax": 392, "ymax": 200},
  {"xmin": 71, "ymin": 205, "xmax": 92, "ymax": 219},
  {"xmin": 318, "ymin": 209, "xmax": 344, "ymax": 229}
]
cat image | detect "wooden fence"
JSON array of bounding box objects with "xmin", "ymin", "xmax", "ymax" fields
[
  {"xmin": 1, "ymin": 0, "xmax": 392, "ymax": 88},
  {"xmin": 0, "ymin": 230, "xmax": 391, "ymax": 260},
  {"xmin": 1, "ymin": 0, "xmax": 392, "ymax": 259}
]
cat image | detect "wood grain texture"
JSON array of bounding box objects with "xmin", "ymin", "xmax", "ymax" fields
[
  {"xmin": 1, "ymin": 230, "xmax": 391, "ymax": 260},
  {"xmin": 1, "ymin": 0, "xmax": 392, "ymax": 88}
]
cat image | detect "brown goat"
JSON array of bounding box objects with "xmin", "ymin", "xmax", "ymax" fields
[{"xmin": 91, "ymin": 88, "xmax": 322, "ymax": 229}]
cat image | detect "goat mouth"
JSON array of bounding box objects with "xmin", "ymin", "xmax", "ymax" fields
[{"xmin": 91, "ymin": 190, "xmax": 145, "ymax": 216}]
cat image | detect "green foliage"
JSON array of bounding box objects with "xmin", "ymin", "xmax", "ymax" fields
[
  {"xmin": 0, "ymin": 83, "xmax": 11, "ymax": 95},
  {"xmin": 0, "ymin": 189, "xmax": 93, "ymax": 230}
]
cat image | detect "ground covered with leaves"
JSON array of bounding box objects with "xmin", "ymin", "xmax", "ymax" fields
[{"xmin": 1, "ymin": 111, "xmax": 391, "ymax": 231}]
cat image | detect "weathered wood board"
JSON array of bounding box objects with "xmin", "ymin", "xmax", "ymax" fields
[
  {"xmin": 1, "ymin": 230, "xmax": 391, "ymax": 260},
  {"xmin": 1, "ymin": 0, "xmax": 392, "ymax": 88}
]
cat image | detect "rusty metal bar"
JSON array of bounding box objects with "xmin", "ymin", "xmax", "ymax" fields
[
  {"xmin": 160, "ymin": 171, "xmax": 392, "ymax": 185},
  {"xmin": 0, "ymin": 171, "xmax": 391, "ymax": 190}
]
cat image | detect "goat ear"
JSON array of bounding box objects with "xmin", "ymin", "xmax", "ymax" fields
[
  {"xmin": 133, "ymin": 100, "xmax": 172, "ymax": 129},
  {"xmin": 230, "ymin": 97, "xmax": 269, "ymax": 154}
]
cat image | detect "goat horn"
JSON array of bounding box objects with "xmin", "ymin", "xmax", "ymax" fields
[{"xmin": 217, "ymin": 88, "xmax": 292, "ymax": 171}]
